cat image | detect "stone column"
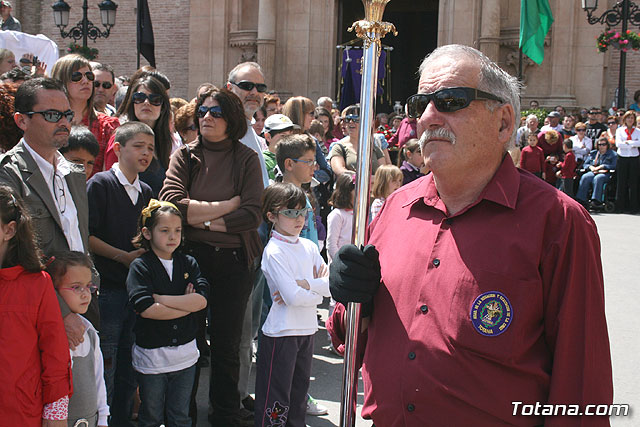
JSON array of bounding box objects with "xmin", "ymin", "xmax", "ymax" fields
[
  {"xmin": 478, "ymin": 0, "xmax": 500, "ymax": 62},
  {"xmin": 257, "ymin": 0, "xmax": 277, "ymax": 89}
]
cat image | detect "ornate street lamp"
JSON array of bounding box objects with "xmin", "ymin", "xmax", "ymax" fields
[
  {"xmin": 52, "ymin": 0, "xmax": 118, "ymax": 49},
  {"xmin": 582, "ymin": 0, "xmax": 640, "ymax": 108}
]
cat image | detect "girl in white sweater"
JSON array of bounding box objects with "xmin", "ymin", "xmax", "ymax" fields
[
  {"xmin": 326, "ymin": 171, "xmax": 355, "ymax": 263},
  {"xmin": 256, "ymin": 183, "xmax": 331, "ymax": 427}
]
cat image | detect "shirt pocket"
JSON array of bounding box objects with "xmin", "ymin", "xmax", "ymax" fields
[
  {"xmin": 445, "ymin": 269, "xmax": 541, "ymax": 362},
  {"xmin": 29, "ymin": 201, "xmax": 56, "ymax": 249}
]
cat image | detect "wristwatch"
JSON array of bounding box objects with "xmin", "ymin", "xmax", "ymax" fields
[{"xmin": 204, "ymin": 220, "xmax": 211, "ymax": 231}]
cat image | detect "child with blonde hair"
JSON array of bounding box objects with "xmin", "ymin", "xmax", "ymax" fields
[{"xmin": 370, "ymin": 165, "xmax": 403, "ymax": 220}]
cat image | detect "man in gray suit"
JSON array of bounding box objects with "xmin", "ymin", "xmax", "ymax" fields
[{"xmin": 0, "ymin": 77, "xmax": 95, "ymax": 345}]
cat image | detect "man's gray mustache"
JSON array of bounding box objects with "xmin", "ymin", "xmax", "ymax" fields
[{"xmin": 419, "ymin": 128, "xmax": 456, "ymax": 149}]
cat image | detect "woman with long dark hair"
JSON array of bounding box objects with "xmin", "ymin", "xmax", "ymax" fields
[
  {"xmin": 51, "ymin": 54, "xmax": 120, "ymax": 176},
  {"xmin": 160, "ymin": 88, "xmax": 263, "ymax": 426},
  {"xmin": 104, "ymin": 75, "xmax": 172, "ymax": 196}
]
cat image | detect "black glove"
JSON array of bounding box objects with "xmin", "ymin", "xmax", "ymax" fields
[{"xmin": 329, "ymin": 244, "xmax": 381, "ymax": 316}]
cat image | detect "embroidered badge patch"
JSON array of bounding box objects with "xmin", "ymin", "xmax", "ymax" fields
[
  {"xmin": 265, "ymin": 401, "xmax": 288, "ymax": 426},
  {"xmin": 470, "ymin": 291, "xmax": 512, "ymax": 336}
]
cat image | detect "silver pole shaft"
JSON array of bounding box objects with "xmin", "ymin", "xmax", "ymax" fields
[{"xmin": 340, "ymin": 33, "xmax": 380, "ymax": 427}]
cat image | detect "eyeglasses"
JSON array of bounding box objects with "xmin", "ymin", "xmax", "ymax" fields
[
  {"xmin": 70, "ymin": 71, "xmax": 95, "ymax": 82},
  {"xmin": 406, "ymin": 87, "xmax": 503, "ymax": 117},
  {"xmin": 597, "ymin": 143, "xmax": 608, "ymax": 146},
  {"xmin": 292, "ymin": 158, "xmax": 317, "ymax": 167},
  {"xmin": 196, "ymin": 105, "xmax": 223, "ymax": 118},
  {"xmin": 53, "ymin": 173, "xmax": 66, "ymax": 214},
  {"xmin": 93, "ymin": 80, "xmax": 113, "ymax": 89},
  {"xmin": 278, "ymin": 207, "xmax": 310, "ymax": 218},
  {"xmin": 608, "ymin": 122, "xmax": 616, "ymax": 125},
  {"xmin": 589, "ymin": 111, "xmax": 600, "ymax": 115},
  {"xmin": 21, "ymin": 109, "xmax": 75, "ymax": 123},
  {"xmin": 231, "ymin": 80, "xmax": 268, "ymax": 93},
  {"xmin": 59, "ymin": 283, "xmax": 98, "ymax": 294},
  {"xmin": 132, "ymin": 91, "xmax": 163, "ymax": 106},
  {"xmin": 576, "ymin": 129, "xmax": 586, "ymax": 132},
  {"xmin": 343, "ymin": 115, "xmax": 360, "ymax": 123}
]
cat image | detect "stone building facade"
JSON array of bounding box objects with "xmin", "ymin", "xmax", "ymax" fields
[{"xmin": 13, "ymin": 0, "xmax": 640, "ymax": 112}]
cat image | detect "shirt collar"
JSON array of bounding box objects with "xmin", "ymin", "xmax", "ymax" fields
[
  {"xmin": 22, "ymin": 139, "xmax": 71, "ymax": 177},
  {"xmin": 402, "ymin": 155, "xmax": 519, "ymax": 216},
  {"xmin": 271, "ymin": 229, "xmax": 299, "ymax": 244},
  {"xmin": 111, "ymin": 162, "xmax": 142, "ymax": 193}
]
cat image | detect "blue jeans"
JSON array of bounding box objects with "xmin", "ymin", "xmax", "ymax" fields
[
  {"xmin": 98, "ymin": 287, "xmax": 137, "ymax": 426},
  {"xmin": 577, "ymin": 172, "xmax": 611, "ymax": 202},
  {"xmin": 137, "ymin": 365, "xmax": 196, "ymax": 427}
]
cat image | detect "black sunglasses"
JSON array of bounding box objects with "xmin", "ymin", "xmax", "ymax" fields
[
  {"xmin": 70, "ymin": 71, "xmax": 95, "ymax": 82},
  {"xmin": 406, "ymin": 87, "xmax": 504, "ymax": 117},
  {"xmin": 21, "ymin": 109, "xmax": 75, "ymax": 123},
  {"xmin": 132, "ymin": 92, "xmax": 163, "ymax": 106},
  {"xmin": 343, "ymin": 115, "xmax": 360, "ymax": 123},
  {"xmin": 231, "ymin": 80, "xmax": 268, "ymax": 93},
  {"xmin": 93, "ymin": 81, "xmax": 113, "ymax": 89},
  {"xmin": 607, "ymin": 122, "xmax": 616, "ymax": 125},
  {"xmin": 197, "ymin": 105, "xmax": 223, "ymax": 119}
]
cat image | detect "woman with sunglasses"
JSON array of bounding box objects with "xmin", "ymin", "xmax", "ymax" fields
[
  {"xmin": 328, "ymin": 104, "xmax": 385, "ymax": 176},
  {"xmin": 160, "ymin": 88, "xmax": 263, "ymax": 426},
  {"xmin": 103, "ymin": 76, "xmax": 172, "ymax": 197},
  {"xmin": 51, "ymin": 54, "xmax": 120, "ymax": 178},
  {"xmin": 614, "ymin": 110, "xmax": 640, "ymax": 213},
  {"xmin": 569, "ymin": 122, "xmax": 593, "ymax": 164},
  {"xmin": 604, "ymin": 115, "xmax": 619, "ymax": 149},
  {"xmin": 174, "ymin": 100, "xmax": 198, "ymax": 144}
]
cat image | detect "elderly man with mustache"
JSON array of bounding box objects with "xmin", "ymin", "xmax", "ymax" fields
[{"xmin": 327, "ymin": 45, "xmax": 613, "ymax": 426}]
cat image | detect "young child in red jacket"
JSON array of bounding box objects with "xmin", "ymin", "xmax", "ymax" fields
[
  {"xmin": 556, "ymin": 139, "xmax": 577, "ymax": 198},
  {"xmin": 519, "ymin": 133, "xmax": 545, "ymax": 179},
  {"xmin": 0, "ymin": 186, "xmax": 72, "ymax": 426}
]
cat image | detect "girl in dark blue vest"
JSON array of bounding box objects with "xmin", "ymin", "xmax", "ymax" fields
[{"xmin": 127, "ymin": 200, "xmax": 209, "ymax": 427}]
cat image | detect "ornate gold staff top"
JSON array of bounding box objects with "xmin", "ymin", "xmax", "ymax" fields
[{"xmin": 341, "ymin": 1, "xmax": 396, "ymax": 426}]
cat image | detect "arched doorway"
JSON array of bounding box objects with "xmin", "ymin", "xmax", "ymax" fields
[{"xmin": 337, "ymin": 0, "xmax": 439, "ymax": 113}]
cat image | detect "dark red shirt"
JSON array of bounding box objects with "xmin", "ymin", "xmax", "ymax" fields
[
  {"xmin": 329, "ymin": 156, "xmax": 612, "ymax": 426},
  {"xmin": 81, "ymin": 112, "xmax": 120, "ymax": 178},
  {"xmin": 519, "ymin": 145, "xmax": 545, "ymax": 174},
  {"xmin": 558, "ymin": 150, "xmax": 577, "ymax": 179}
]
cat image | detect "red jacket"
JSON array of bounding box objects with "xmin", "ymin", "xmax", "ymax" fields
[
  {"xmin": 0, "ymin": 266, "xmax": 72, "ymax": 426},
  {"xmin": 558, "ymin": 151, "xmax": 577, "ymax": 178}
]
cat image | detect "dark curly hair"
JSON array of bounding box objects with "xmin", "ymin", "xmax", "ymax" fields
[{"xmin": 0, "ymin": 82, "xmax": 22, "ymax": 152}]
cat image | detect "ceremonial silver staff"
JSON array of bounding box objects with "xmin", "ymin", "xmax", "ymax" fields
[{"xmin": 341, "ymin": 1, "xmax": 396, "ymax": 426}]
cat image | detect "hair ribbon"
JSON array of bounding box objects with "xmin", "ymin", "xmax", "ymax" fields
[{"xmin": 141, "ymin": 199, "xmax": 179, "ymax": 226}]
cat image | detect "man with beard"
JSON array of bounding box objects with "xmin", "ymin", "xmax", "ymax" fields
[
  {"xmin": 226, "ymin": 62, "xmax": 270, "ymax": 423},
  {"xmin": 328, "ymin": 45, "xmax": 612, "ymax": 426},
  {"xmin": 0, "ymin": 78, "xmax": 94, "ymax": 361},
  {"xmin": 226, "ymin": 61, "xmax": 269, "ymax": 187}
]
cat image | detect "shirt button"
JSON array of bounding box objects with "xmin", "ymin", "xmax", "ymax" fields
[
  {"xmin": 408, "ymin": 351, "xmax": 416, "ymax": 360},
  {"xmin": 172, "ymin": 338, "xmax": 177, "ymax": 344},
  {"xmin": 446, "ymin": 218, "xmax": 454, "ymax": 225},
  {"xmin": 173, "ymin": 325, "xmax": 178, "ymax": 330},
  {"xmin": 420, "ymin": 304, "xmax": 428, "ymax": 313},
  {"xmin": 407, "ymin": 403, "xmax": 415, "ymax": 412},
  {"xmin": 433, "ymin": 258, "xmax": 440, "ymax": 267}
]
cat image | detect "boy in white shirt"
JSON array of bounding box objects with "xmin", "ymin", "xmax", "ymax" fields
[{"xmin": 255, "ymin": 183, "xmax": 331, "ymax": 426}]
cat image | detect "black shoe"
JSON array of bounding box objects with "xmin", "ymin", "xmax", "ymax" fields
[
  {"xmin": 242, "ymin": 395, "xmax": 255, "ymax": 411},
  {"xmin": 209, "ymin": 409, "xmax": 254, "ymax": 427}
]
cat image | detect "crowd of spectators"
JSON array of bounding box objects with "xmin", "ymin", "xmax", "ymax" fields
[{"xmin": 0, "ymin": 43, "xmax": 635, "ymax": 427}]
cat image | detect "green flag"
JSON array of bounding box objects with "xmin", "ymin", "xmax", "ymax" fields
[{"xmin": 519, "ymin": 0, "xmax": 554, "ymax": 65}]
